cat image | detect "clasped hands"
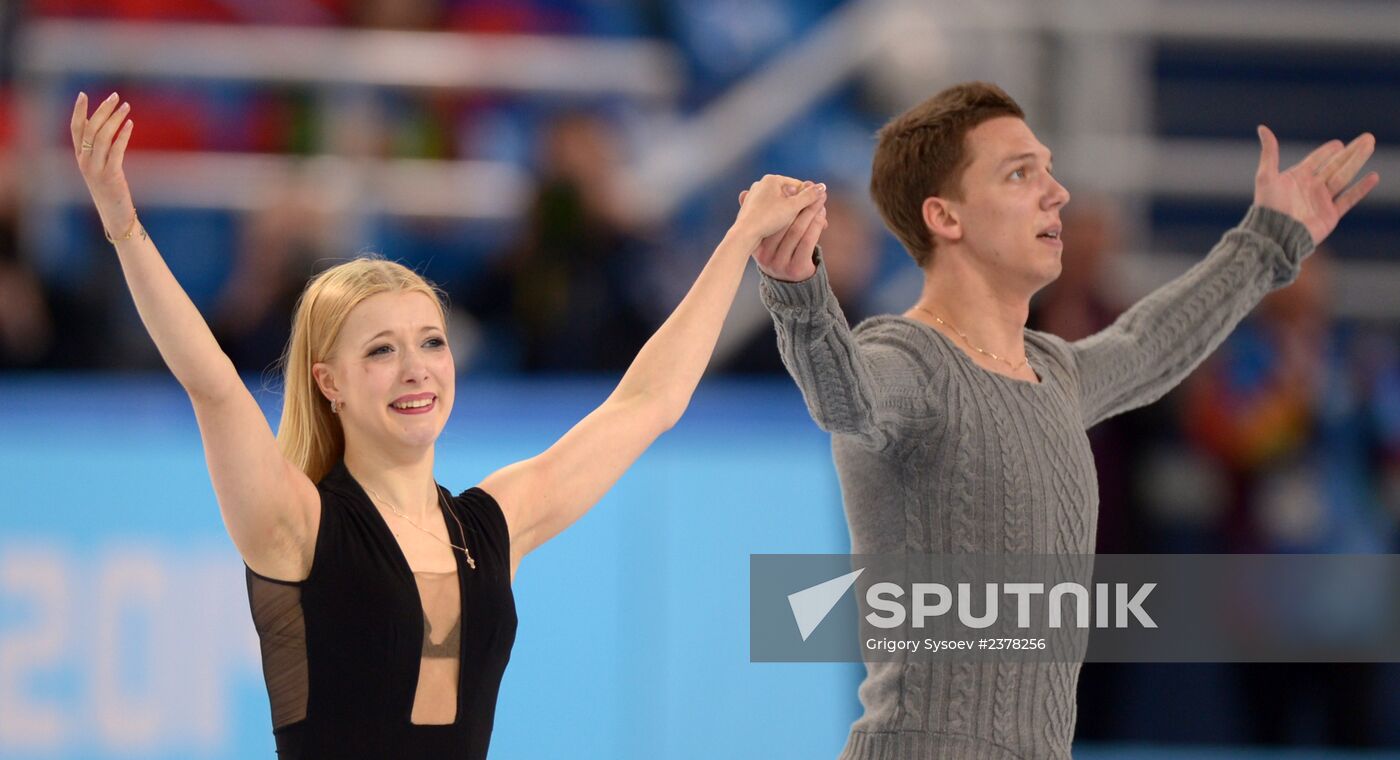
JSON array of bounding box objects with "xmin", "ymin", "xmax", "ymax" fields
[{"xmin": 735, "ymin": 176, "xmax": 826, "ymax": 283}]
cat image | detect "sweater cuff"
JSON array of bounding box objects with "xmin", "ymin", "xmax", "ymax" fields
[
  {"xmin": 1238, "ymin": 205, "xmax": 1316, "ymax": 283},
  {"xmin": 758, "ymin": 246, "xmax": 832, "ymax": 311}
]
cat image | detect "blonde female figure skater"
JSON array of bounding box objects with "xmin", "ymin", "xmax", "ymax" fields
[{"xmin": 71, "ymin": 92, "xmax": 827, "ymax": 759}]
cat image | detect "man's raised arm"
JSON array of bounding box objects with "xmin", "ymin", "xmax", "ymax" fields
[
  {"xmin": 756, "ymin": 230, "xmax": 904, "ymax": 450},
  {"xmin": 1069, "ymin": 127, "xmax": 1378, "ymax": 429}
]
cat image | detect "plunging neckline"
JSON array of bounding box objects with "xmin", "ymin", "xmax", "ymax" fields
[{"xmin": 338, "ymin": 465, "xmax": 467, "ymax": 727}]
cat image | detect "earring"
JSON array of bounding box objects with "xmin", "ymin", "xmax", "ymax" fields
[{"xmin": 330, "ymin": 399, "xmax": 343, "ymax": 414}]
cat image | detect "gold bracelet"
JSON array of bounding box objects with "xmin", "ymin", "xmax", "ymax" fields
[{"xmin": 104, "ymin": 213, "xmax": 144, "ymax": 244}]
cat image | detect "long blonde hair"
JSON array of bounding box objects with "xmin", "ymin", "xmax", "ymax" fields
[{"xmin": 276, "ymin": 257, "xmax": 447, "ymax": 483}]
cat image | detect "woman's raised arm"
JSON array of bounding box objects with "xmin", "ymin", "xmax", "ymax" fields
[
  {"xmin": 480, "ymin": 175, "xmax": 827, "ymax": 571},
  {"xmin": 72, "ymin": 93, "xmax": 318, "ymax": 581}
]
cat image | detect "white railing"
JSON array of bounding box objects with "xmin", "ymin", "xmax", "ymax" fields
[{"xmin": 22, "ymin": 21, "xmax": 683, "ymax": 96}]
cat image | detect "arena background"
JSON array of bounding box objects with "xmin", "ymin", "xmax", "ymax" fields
[{"xmin": 1, "ymin": 0, "xmax": 1399, "ymax": 758}]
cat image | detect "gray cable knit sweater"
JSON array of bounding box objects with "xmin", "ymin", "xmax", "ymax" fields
[{"xmin": 759, "ymin": 206, "xmax": 1314, "ymax": 760}]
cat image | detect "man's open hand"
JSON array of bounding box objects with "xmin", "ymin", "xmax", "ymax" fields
[{"xmin": 1255, "ymin": 125, "xmax": 1379, "ymax": 245}]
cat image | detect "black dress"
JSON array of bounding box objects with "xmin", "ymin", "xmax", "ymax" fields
[{"xmin": 245, "ymin": 461, "xmax": 517, "ymax": 759}]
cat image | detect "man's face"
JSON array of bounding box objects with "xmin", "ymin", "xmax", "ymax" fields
[{"xmin": 943, "ymin": 116, "xmax": 1070, "ymax": 291}]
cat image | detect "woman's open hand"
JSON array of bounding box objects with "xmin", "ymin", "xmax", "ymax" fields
[{"xmin": 70, "ymin": 92, "xmax": 137, "ymax": 238}]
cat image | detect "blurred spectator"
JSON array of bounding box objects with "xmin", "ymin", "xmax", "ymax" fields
[
  {"xmin": 1181, "ymin": 248, "xmax": 1400, "ymax": 747},
  {"xmin": 461, "ymin": 111, "xmax": 654, "ymax": 373},
  {"xmin": 811, "ymin": 193, "xmax": 879, "ymax": 318},
  {"xmin": 1031, "ymin": 199, "xmax": 1124, "ymax": 344},
  {"xmin": 211, "ymin": 187, "xmax": 329, "ymax": 377},
  {"xmin": 0, "ymin": 50, "xmax": 57, "ymax": 368},
  {"xmin": 1184, "ymin": 249, "xmax": 1397, "ymax": 555},
  {"xmin": 0, "ymin": 148, "xmax": 57, "ymax": 369}
]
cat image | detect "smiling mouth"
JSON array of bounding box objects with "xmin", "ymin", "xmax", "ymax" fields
[{"xmin": 390, "ymin": 395, "xmax": 436, "ymax": 412}]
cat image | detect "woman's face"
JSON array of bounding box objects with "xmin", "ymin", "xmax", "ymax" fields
[{"xmin": 315, "ymin": 290, "xmax": 455, "ymax": 455}]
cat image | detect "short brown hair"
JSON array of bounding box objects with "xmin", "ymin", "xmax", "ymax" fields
[{"xmin": 869, "ymin": 81, "xmax": 1025, "ymax": 266}]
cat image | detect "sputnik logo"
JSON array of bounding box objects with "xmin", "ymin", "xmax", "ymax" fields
[{"xmin": 788, "ymin": 568, "xmax": 865, "ymax": 641}]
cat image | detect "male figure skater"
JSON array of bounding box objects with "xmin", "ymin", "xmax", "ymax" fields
[{"xmin": 749, "ymin": 82, "xmax": 1377, "ymax": 759}]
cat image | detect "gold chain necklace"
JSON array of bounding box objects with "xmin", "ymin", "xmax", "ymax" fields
[
  {"xmin": 363, "ymin": 482, "xmax": 476, "ymax": 570},
  {"xmin": 914, "ymin": 305, "xmax": 1029, "ymax": 373}
]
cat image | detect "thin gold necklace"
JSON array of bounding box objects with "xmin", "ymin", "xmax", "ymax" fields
[
  {"xmin": 363, "ymin": 482, "xmax": 476, "ymax": 570},
  {"xmin": 914, "ymin": 305, "xmax": 1029, "ymax": 373}
]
